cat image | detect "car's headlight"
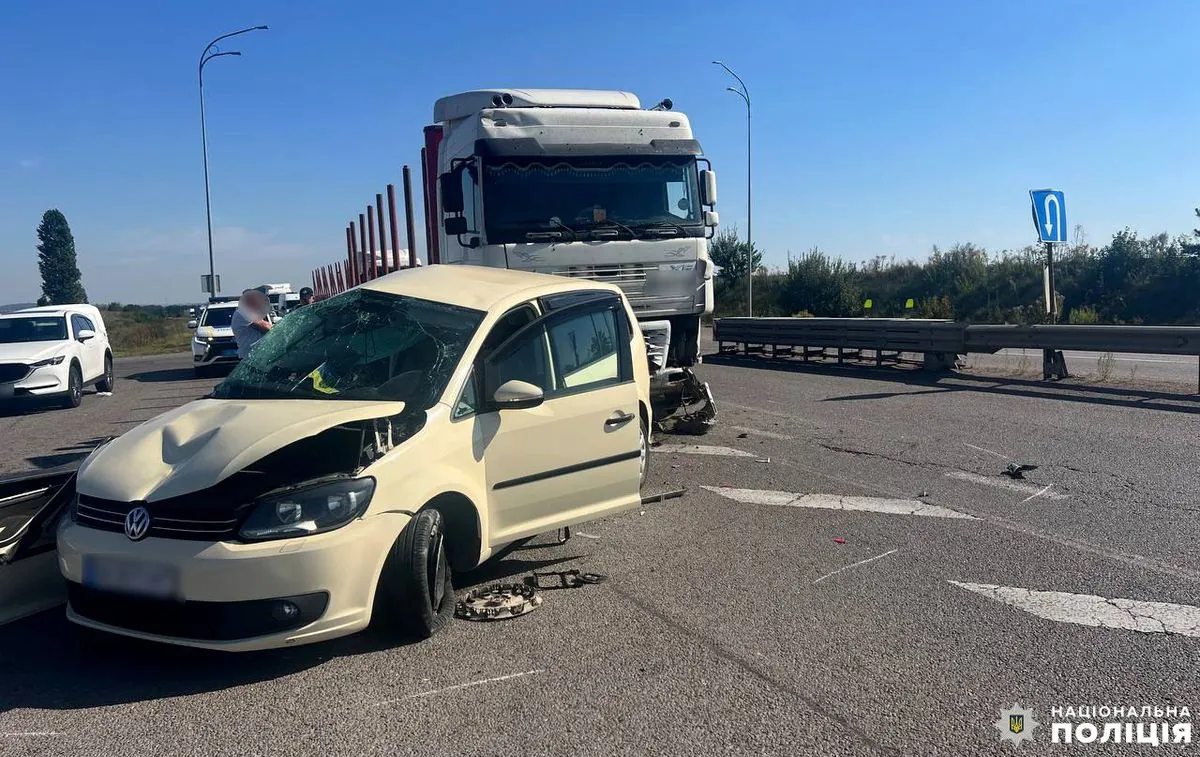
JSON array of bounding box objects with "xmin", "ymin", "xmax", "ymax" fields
[
  {"xmin": 193, "ymin": 336, "xmax": 212, "ymax": 345},
  {"xmin": 239, "ymin": 478, "xmax": 375, "ymax": 541},
  {"xmin": 30, "ymin": 355, "xmax": 65, "ymax": 367}
]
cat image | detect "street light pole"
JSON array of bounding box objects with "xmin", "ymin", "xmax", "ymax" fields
[
  {"xmin": 713, "ymin": 61, "xmax": 752, "ymax": 317},
  {"xmin": 199, "ymin": 25, "xmax": 268, "ymax": 298}
]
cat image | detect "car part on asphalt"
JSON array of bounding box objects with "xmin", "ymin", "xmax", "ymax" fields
[
  {"xmin": 653, "ymin": 370, "xmax": 716, "ymax": 436},
  {"xmin": 529, "ymin": 569, "xmax": 610, "ymax": 590},
  {"xmin": 1002, "ymin": 463, "xmax": 1038, "ymax": 479},
  {"xmin": 640, "ymin": 488, "xmax": 686, "ymax": 505},
  {"xmin": 455, "ymin": 583, "xmax": 543, "ymax": 621}
]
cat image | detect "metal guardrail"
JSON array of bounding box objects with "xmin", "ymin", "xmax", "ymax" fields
[{"xmin": 713, "ymin": 317, "xmax": 1200, "ymax": 387}]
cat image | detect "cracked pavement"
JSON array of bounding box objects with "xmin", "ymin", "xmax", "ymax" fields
[{"xmin": 2, "ymin": 349, "xmax": 1200, "ymax": 755}]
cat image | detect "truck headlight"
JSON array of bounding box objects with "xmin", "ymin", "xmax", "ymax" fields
[
  {"xmin": 30, "ymin": 355, "xmax": 65, "ymax": 367},
  {"xmin": 239, "ymin": 478, "xmax": 375, "ymax": 541}
]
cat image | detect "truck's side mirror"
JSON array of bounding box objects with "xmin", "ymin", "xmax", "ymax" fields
[
  {"xmin": 444, "ymin": 216, "xmax": 469, "ymax": 236},
  {"xmin": 440, "ymin": 170, "xmax": 464, "ymax": 214},
  {"xmin": 700, "ymin": 169, "xmax": 717, "ymax": 207},
  {"xmin": 704, "ymin": 210, "xmax": 719, "ymax": 227}
]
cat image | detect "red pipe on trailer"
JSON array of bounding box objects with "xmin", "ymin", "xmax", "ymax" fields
[
  {"xmin": 349, "ymin": 222, "xmax": 361, "ymax": 285},
  {"xmin": 402, "ymin": 166, "xmax": 418, "ymax": 269},
  {"xmin": 358, "ymin": 213, "xmax": 369, "ymax": 280},
  {"xmin": 375, "ymin": 193, "xmax": 388, "ymax": 275},
  {"xmin": 367, "ymin": 205, "xmax": 379, "ymax": 279},
  {"xmin": 419, "ymin": 147, "xmax": 432, "ymax": 265},
  {"xmin": 422, "ymin": 125, "xmax": 443, "ymax": 264},
  {"xmin": 387, "ymin": 183, "xmax": 402, "ymax": 271},
  {"xmin": 345, "ymin": 226, "xmax": 355, "ymax": 286}
]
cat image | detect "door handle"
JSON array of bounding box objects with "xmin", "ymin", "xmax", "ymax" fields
[{"xmin": 604, "ymin": 411, "xmax": 635, "ymax": 428}]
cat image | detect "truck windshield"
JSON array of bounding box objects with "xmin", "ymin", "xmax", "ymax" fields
[
  {"xmin": 212, "ymin": 289, "xmax": 484, "ymax": 405},
  {"xmin": 481, "ymin": 156, "xmax": 702, "ymax": 244}
]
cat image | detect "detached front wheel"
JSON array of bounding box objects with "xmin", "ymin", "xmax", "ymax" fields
[{"xmin": 374, "ymin": 508, "xmax": 454, "ymax": 640}]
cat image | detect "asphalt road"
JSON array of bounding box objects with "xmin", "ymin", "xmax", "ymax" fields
[
  {"xmin": 2, "ymin": 349, "xmax": 1200, "ymax": 755},
  {"xmin": 967, "ymin": 348, "xmax": 1200, "ymax": 389}
]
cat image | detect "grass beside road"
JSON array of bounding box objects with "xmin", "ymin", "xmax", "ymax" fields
[{"xmin": 105, "ymin": 310, "xmax": 192, "ymax": 357}]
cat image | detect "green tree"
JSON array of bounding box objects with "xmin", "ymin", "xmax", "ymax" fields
[
  {"xmin": 36, "ymin": 209, "xmax": 88, "ymax": 304},
  {"xmin": 709, "ymin": 226, "xmax": 763, "ymax": 284}
]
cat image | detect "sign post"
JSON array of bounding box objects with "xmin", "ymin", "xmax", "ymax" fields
[
  {"xmin": 200, "ymin": 274, "xmax": 221, "ymax": 297},
  {"xmin": 1030, "ymin": 189, "xmax": 1068, "ymax": 379}
]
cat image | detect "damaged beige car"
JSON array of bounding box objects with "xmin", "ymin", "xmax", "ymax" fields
[{"xmin": 47, "ymin": 265, "xmax": 651, "ymax": 651}]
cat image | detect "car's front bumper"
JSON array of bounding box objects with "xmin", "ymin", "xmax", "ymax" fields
[
  {"xmin": 0, "ymin": 363, "xmax": 70, "ymax": 399},
  {"xmin": 192, "ymin": 338, "xmax": 240, "ymax": 367},
  {"xmin": 57, "ymin": 513, "xmax": 410, "ymax": 651}
]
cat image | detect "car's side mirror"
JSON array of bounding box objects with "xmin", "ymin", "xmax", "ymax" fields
[
  {"xmin": 440, "ymin": 169, "xmax": 464, "ymax": 214},
  {"xmin": 77, "ymin": 329, "xmax": 96, "ymax": 342},
  {"xmin": 700, "ymin": 169, "xmax": 718, "ymax": 207},
  {"xmin": 492, "ymin": 379, "xmax": 544, "ymax": 410},
  {"xmin": 187, "ymin": 320, "xmax": 198, "ymax": 329}
]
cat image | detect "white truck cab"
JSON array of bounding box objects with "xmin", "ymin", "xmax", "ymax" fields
[{"xmin": 422, "ymin": 89, "xmax": 719, "ymax": 431}]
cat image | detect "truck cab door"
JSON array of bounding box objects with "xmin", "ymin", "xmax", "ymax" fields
[
  {"xmin": 476, "ymin": 293, "xmax": 643, "ymax": 545},
  {"xmin": 0, "ymin": 466, "xmax": 78, "ymax": 625}
]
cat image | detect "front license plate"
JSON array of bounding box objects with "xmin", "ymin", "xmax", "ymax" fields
[{"xmin": 83, "ymin": 556, "xmax": 179, "ymax": 599}]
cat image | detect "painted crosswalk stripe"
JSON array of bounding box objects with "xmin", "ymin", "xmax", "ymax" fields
[
  {"xmin": 702, "ymin": 486, "xmax": 977, "ymax": 520},
  {"xmin": 945, "ymin": 471, "xmax": 1069, "ymax": 500},
  {"xmin": 658, "ymin": 444, "xmax": 758, "ymax": 458},
  {"xmin": 949, "ymin": 582, "xmax": 1200, "ymax": 637}
]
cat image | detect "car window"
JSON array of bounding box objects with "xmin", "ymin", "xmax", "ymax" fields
[
  {"xmin": 453, "ymin": 368, "xmax": 479, "ymax": 419},
  {"xmin": 70, "ymin": 314, "xmax": 88, "ymax": 337},
  {"xmin": 490, "ymin": 325, "xmax": 552, "ymax": 393},
  {"xmin": 547, "ymin": 308, "xmax": 621, "ymax": 390},
  {"xmin": 79, "ymin": 316, "xmax": 95, "ymax": 332}
]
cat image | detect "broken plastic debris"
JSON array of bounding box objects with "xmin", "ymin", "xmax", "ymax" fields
[
  {"xmin": 755, "ymin": 457, "xmax": 771, "ymax": 463},
  {"xmin": 736, "ymin": 432, "xmax": 749, "ymax": 438},
  {"xmin": 96, "ymin": 392, "xmax": 113, "ymax": 397},
  {"xmin": 833, "ymin": 538, "xmax": 846, "ymax": 544}
]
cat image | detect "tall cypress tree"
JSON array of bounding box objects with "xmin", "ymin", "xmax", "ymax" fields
[{"xmin": 36, "ymin": 209, "xmax": 88, "ymax": 305}]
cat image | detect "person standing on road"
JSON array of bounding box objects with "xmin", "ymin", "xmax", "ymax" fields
[
  {"xmin": 296, "ymin": 287, "xmax": 314, "ymax": 309},
  {"xmin": 231, "ymin": 288, "xmax": 273, "ymax": 359}
]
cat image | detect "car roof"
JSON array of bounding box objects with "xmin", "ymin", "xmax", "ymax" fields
[
  {"xmin": 359, "ymin": 265, "xmax": 623, "ymax": 312},
  {"xmin": 2, "ymin": 305, "xmax": 91, "ymax": 317}
]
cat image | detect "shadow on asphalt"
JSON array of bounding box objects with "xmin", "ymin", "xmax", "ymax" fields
[
  {"xmin": 704, "ymin": 351, "xmax": 1200, "ymax": 414},
  {"xmin": 126, "ymin": 367, "xmax": 218, "ymax": 383},
  {"xmin": 0, "ymin": 547, "xmax": 584, "ymax": 712}
]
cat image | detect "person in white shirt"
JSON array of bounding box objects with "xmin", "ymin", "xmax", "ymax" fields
[{"xmin": 231, "ymin": 288, "xmax": 273, "ymax": 359}]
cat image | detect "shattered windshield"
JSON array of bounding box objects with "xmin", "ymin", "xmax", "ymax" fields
[
  {"xmin": 212, "ymin": 289, "xmax": 484, "ymax": 404},
  {"xmin": 482, "ymin": 156, "xmax": 703, "ymax": 243}
]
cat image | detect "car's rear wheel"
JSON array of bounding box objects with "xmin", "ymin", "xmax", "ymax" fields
[
  {"xmin": 96, "ymin": 355, "xmax": 114, "ymax": 393},
  {"xmin": 62, "ymin": 364, "xmax": 82, "ymax": 409},
  {"xmin": 373, "ymin": 508, "xmax": 454, "ymax": 640}
]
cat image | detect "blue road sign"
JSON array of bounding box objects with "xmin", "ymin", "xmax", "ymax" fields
[{"xmin": 1030, "ymin": 189, "xmax": 1067, "ymax": 243}]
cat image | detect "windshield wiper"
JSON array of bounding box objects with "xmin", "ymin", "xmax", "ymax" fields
[
  {"xmin": 582, "ymin": 219, "xmax": 638, "ymax": 238},
  {"xmin": 632, "ymin": 220, "xmax": 689, "ymax": 237}
]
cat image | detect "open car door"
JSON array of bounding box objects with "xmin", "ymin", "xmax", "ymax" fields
[{"xmin": 0, "ymin": 465, "xmax": 79, "ymax": 626}]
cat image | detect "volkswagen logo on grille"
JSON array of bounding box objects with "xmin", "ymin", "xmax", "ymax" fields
[{"xmin": 124, "ymin": 506, "xmax": 151, "ymax": 541}]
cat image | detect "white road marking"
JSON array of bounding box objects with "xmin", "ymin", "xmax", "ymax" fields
[
  {"xmin": 659, "ymin": 444, "xmax": 758, "ymax": 458},
  {"xmin": 374, "ymin": 670, "xmax": 546, "ymax": 705},
  {"xmin": 814, "ymin": 549, "xmax": 900, "ymax": 585},
  {"xmin": 2, "ymin": 732, "xmax": 63, "ymax": 737},
  {"xmin": 1020, "ymin": 484, "xmax": 1054, "ymax": 503},
  {"xmin": 702, "ymin": 486, "xmax": 978, "ymax": 520},
  {"xmin": 949, "ymin": 582, "xmax": 1200, "ymax": 637},
  {"xmin": 964, "ymin": 442, "xmax": 1007, "ymax": 459},
  {"xmin": 731, "ymin": 425, "xmax": 794, "ymax": 440},
  {"xmin": 945, "ymin": 471, "xmax": 1069, "ymax": 500}
]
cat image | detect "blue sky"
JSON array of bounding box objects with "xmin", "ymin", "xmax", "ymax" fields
[{"xmin": 0, "ymin": 0, "xmax": 1196, "ymax": 304}]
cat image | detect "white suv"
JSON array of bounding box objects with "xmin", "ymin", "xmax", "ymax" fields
[
  {"xmin": 189, "ymin": 302, "xmax": 242, "ymax": 377},
  {"xmin": 0, "ymin": 305, "xmax": 114, "ymax": 409}
]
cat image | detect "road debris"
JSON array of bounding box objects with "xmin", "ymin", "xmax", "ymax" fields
[
  {"xmin": 755, "ymin": 457, "xmax": 771, "ymax": 463},
  {"xmin": 737, "ymin": 432, "xmax": 749, "ymax": 438},
  {"xmin": 1002, "ymin": 463, "xmax": 1038, "ymax": 480},
  {"xmin": 641, "ymin": 488, "xmax": 686, "ymax": 505},
  {"xmin": 833, "ymin": 537, "xmax": 847, "ymax": 544},
  {"xmin": 574, "ymin": 531, "xmax": 601, "ymax": 539},
  {"xmin": 814, "ymin": 548, "xmax": 900, "ymax": 584},
  {"xmin": 530, "ymin": 569, "xmax": 609, "ymax": 590},
  {"xmin": 455, "ymin": 583, "xmax": 543, "ymax": 621}
]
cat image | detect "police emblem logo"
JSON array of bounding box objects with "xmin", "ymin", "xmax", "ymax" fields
[{"xmin": 995, "ymin": 704, "xmax": 1039, "ymax": 747}]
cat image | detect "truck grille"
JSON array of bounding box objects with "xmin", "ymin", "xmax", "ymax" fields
[
  {"xmin": 0, "ymin": 363, "xmax": 31, "ymax": 383},
  {"xmin": 74, "ymin": 494, "xmax": 246, "ymax": 541}
]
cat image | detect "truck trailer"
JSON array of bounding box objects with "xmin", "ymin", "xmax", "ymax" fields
[{"xmin": 420, "ymin": 88, "xmax": 719, "ymax": 433}]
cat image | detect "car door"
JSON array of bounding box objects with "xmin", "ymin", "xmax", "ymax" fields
[
  {"xmin": 476, "ymin": 293, "xmax": 642, "ymax": 544},
  {"xmin": 0, "ymin": 466, "xmax": 78, "ymax": 626},
  {"xmin": 70, "ymin": 314, "xmax": 102, "ymax": 382}
]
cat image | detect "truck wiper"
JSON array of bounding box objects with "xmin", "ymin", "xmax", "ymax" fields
[
  {"xmin": 582, "ymin": 219, "xmax": 638, "ymax": 238},
  {"xmin": 632, "ymin": 220, "xmax": 688, "ymax": 237},
  {"xmin": 524, "ymin": 231, "xmax": 565, "ymax": 242}
]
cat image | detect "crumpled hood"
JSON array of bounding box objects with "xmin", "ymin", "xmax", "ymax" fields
[
  {"xmin": 0, "ymin": 341, "xmax": 66, "ymax": 364},
  {"xmin": 78, "ymin": 398, "xmax": 405, "ymax": 502}
]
